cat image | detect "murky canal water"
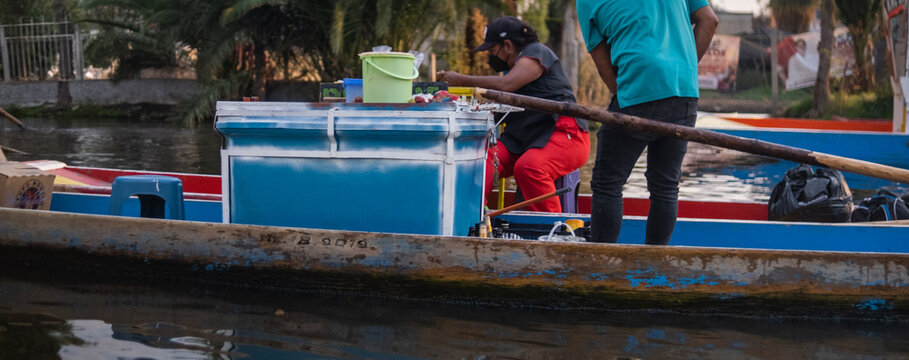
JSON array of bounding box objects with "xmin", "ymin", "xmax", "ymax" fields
[
  {"xmin": 1, "ymin": 117, "xmax": 908, "ymax": 359},
  {"xmin": 2, "ymin": 277, "xmax": 909, "ymax": 360}
]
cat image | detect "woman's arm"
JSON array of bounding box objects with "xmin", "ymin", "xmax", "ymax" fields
[
  {"xmin": 437, "ymin": 57, "xmax": 544, "ymax": 92},
  {"xmin": 589, "ymin": 41, "xmax": 617, "ymax": 94}
]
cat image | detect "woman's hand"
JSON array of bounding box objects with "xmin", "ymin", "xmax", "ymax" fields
[
  {"xmin": 437, "ymin": 70, "xmax": 465, "ymax": 85},
  {"xmin": 437, "ymin": 58, "xmax": 542, "ymax": 92}
]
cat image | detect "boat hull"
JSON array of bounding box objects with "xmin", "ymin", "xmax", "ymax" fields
[
  {"xmin": 1, "ymin": 207, "xmax": 907, "ymax": 318},
  {"xmin": 706, "ymin": 128, "xmax": 909, "ymax": 166}
]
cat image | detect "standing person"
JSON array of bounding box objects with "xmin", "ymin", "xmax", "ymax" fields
[
  {"xmin": 577, "ymin": 0, "xmax": 717, "ymax": 244},
  {"xmin": 437, "ymin": 16, "xmax": 590, "ymax": 213}
]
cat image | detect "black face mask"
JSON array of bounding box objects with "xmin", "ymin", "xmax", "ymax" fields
[{"xmin": 488, "ymin": 52, "xmax": 510, "ymax": 72}]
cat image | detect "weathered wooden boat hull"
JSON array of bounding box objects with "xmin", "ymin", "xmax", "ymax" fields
[
  {"xmin": 46, "ymin": 190, "xmax": 909, "ymax": 253},
  {"xmin": 9, "ymin": 161, "xmax": 909, "ymax": 317},
  {"xmin": 1, "ymin": 207, "xmax": 907, "ymax": 318}
]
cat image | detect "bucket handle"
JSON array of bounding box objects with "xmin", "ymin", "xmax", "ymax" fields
[{"xmin": 363, "ymin": 57, "xmax": 419, "ymax": 81}]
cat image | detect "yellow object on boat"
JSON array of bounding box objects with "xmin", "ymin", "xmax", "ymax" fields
[
  {"xmin": 564, "ymin": 219, "xmax": 584, "ymax": 230},
  {"xmin": 448, "ymin": 87, "xmax": 475, "ymax": 101},
  {"xmin": 448, "ymin": 87, "xmax": 474, "ymax": 96}
]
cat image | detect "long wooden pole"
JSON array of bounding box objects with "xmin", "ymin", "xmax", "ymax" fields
[
  {"xmin": 0, "ymin": 107, "xmax": 25, "ymax": 129},
  {"xmin": 487, "ymin": 186, "xmax": 571, "ymax": 218},
  {"xmin": 0, "ymin": 144, "xmax": 27, "ymax": 154},
  {"xmin": 475, "ymin": 88, "xmax": 909, "ymax": 184}
]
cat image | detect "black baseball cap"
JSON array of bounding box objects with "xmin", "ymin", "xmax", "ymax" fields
[{"xmin": 473, "ymin": 16, "xmax": 523, "ymax": 52}]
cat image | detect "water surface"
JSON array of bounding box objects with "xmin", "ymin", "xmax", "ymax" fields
[{"xmin": 3, "ymin": 278, "xmax": 909, "ymax": 360}]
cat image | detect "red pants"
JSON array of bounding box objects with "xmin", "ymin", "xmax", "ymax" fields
[{"xmin": 485, "ymin": 116, "xmax": 590, "ymax": 212}]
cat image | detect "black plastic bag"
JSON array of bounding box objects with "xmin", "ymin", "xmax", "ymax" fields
[
  {"xmin": 768, "ymin": 164, "xmax": 853, "ymax": 222},
  {"xmin": 851, "ymin": 190, "xmax": 909, "ymax": 222}
]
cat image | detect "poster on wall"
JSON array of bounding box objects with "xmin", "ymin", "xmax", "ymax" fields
[
  {"xmin": 698, "ymin": 34, "xmax": 741, "ymax": 91},
  {"xmin": 777, "ymin": 27, "xmax": 855, "ymax": 91}
]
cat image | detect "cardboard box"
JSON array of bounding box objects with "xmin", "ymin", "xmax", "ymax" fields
[{"xmin": 0, "ymin": 161, "xmax": 56, "ymax": 210}]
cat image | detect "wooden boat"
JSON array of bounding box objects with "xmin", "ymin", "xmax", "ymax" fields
[
  {"xmin": 1, "ymin": 160, "xmax": 907, "ymax": 319},
  {"xmin": 701, "ymin": 113, "xmax": 894, "ymax": 132},
  {"xmin": 697, "ymin": 113, "xmax": 909, "ymax": 166}
]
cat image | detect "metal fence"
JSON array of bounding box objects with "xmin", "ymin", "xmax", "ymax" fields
[{"xmin": 0, "ymin": 21, "xmax": 84, "ymax": 81}]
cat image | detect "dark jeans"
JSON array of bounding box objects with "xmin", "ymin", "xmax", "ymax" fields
[{"xmin": 590, "ymin": 96, "xmax": 698, "ymax": 245}]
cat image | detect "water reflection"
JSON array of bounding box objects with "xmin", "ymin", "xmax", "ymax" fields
[
  {"xmin": 60, "ymin": 320, "xmax": 229, "ymax": 359},
  {"xmin": 0, "ymin": 117, "xmax": 222, "ymax": 174},
  {"xmin": 2, "ymin": 278, "xmax": 908, "ymax": 359}
]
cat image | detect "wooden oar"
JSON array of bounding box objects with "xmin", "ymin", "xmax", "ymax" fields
[
  {"xmin": 0, "ymin": 107, "xmax": 25, "ymax": 129},
  {"xmin": 0, "ymin": 144, "xmax": 28, "ymax": 155},
  {"xmin": 475, "ymin": 88, "xmax": 909, "ymax": 184},
  {"xmin": 487, "ymin": 186, "xmax": 571, "ymax": 218}
]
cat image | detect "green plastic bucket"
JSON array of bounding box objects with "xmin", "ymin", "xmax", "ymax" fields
[{"xmin": 359, "ymin": 52, "xmax": 419, "ymax": 103}]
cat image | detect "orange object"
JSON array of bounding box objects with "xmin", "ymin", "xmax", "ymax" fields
[{"xmin": 564, "ymin": 219, "xmax": 584, "ymax": 230}]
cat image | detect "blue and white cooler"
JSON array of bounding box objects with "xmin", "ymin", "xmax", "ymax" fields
[{"xmin": 214, "ymin": 102, "xmax": 491, "ymax": 236}]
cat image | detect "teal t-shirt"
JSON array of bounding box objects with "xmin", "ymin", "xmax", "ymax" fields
[{"xmin": 577, "ymin": 0, "xmax": 708, "ymax": 108}]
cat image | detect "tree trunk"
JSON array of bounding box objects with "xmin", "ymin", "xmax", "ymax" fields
[
  {"xmin": 811, "ymin": 0, "xmax": 835, "ymax": 117},
  {"xmin": 52, "ymin": 0, "xmax": 72, "ymax": 108},
  {"xmin": 254, "ymin": 39, "xmax": 267, "ymax": 100},
  {"xmin": 558, "ymin": 2, "xmax": 580, "ymax": 93},
  {"xmin": 52, "ymin": 0, "xmax": 73, "ymax": 80}
]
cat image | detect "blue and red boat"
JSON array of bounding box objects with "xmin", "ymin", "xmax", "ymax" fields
[{"xmin": 0, "ymin": 102, "xmax": 907, "ymax": 319}]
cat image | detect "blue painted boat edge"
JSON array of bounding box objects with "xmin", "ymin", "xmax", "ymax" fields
[
  {"xmin": 499, "ymin": 212, "xmax": 909, "ymax": 253},
  {"xmin": 50, "ymin": 192, "xmax": 909, "ymax": 254},
  {"xmin": 51, "ymin": 193, "xmax": 222, "ymax": 223},
  {"xmin": 709, "ymin": 128, "xmax": 909, "ymax": 166}
]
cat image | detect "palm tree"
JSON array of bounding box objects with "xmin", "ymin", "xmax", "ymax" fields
[
  {"xmin": 0, "ymin": 0, "xmax": 52, "ymax": 23},
  {"xmin": 768, "ymin": 0, "xmax": 819, "ymax": 33},
  {"xmin": 834, "ymin": 0, "xmax": 881, "ymax": 91},
  {"xmin": 82, "ymin": 0, "xmax": 511, "ymax": 123},
  {"xmin": 810, "ymin": 0, "xmax": 835, "ymax": 117}
]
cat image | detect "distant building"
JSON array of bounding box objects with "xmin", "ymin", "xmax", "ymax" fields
[{"xmin": 716, "ymin": 11, "xmax": 754, "ymax": 35}]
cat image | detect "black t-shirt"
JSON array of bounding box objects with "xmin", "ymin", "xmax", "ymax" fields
[{"xmin": 498, "ymin": 42, "xmax": 588, "ymax": 154}]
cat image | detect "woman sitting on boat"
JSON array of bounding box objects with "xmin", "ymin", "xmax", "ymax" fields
[{"xmin": 437, "ymin": 16, "xmax": 590, "ymax": 212}]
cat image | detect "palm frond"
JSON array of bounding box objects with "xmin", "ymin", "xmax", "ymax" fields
[
  {"xmin": 330, "ymin": 1, "xmax": 347, "ymax": 55},
  {"xmin": 375, "ymin": 0, "xmax": 393, "ymax": 37},
  {"xmin": 221, "ymin": 0, "xmax": 285, "ymax": 26},
  {"xmin": 180, "ymin": 72, "xmax": 253, "ymax": 125}
]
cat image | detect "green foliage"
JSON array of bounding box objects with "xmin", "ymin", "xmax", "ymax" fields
[
  {"xmin": 784, "ymin": 89, "xmax": 893, "ymax": 119},
  {"xmin": 700, "ymin": 85, "xmax": 813, "ymax": 103},
  {"xmin": 834, "ymin": 0, "xmax": 880, "ymax": 34},
  {"xmin": 0, "ymin": 0, "xmax": 53, "ymax": 23},
  {"xmin": 12, "ymin": 0, "xmax": 541, "ymax": 123},
  {"xmin": 77, "ymin": 0, "xmax": 513, "ymax": 124},
  {"xmin": 833, "ymin": 0, "xmax": 881, "ymax": 92},
  {"xmin": 520, "ymin": 0, "xmax": 550, "ymax": 44},
  {"xmin": 734, "ymin": 69, "xmax": 771, "ymax": 91}
]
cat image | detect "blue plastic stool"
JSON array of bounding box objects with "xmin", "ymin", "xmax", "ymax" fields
[
  {"xmin": 109, "ymin": 175, "xmax": 185, "ymax": 220},
  {"xmin": 514, "ymin": 169, "xmax": 582, "ymax": 213}
]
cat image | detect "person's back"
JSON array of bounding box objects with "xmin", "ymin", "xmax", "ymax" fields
[
  {"xmin": 577, "ymin": 0, "xmax": 704, "ymax": 107},
  {"xmin": 577, "ymin": 0, "xmax": 717, "ymax": 245}
]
